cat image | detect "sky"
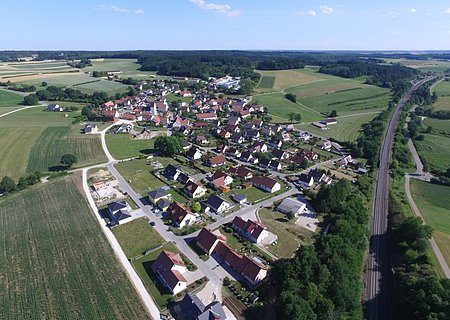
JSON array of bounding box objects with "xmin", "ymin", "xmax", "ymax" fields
[{"xmin": 1, "ymin": 0, "xmax": 450, "ymax": 51}]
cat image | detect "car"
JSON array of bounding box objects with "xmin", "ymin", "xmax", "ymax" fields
[{"xmin": 149, "ymin": 221, "xmax": 156, "ymax": 226}]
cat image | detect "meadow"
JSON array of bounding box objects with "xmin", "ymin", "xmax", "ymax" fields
[
  {"xmin": 83, "ymin": 58, "xmax": 157, "ymax": 78},
  {"xmin": 0, "ymin": 177, "xmax": 149, "ymax": 319},
  {"xmin": 256, "ymin": 68, "xmax": 327, "ymax": 92},
  {"xmin": 415, "ymin": 133, "xmax": 450, "ymax": 173},
  {"xmin": 384, "ymin": 59, "xmax": 450, "ymax": 73},
  {"xmin": 106, "ymin": 134, "xmax": 155, "ymax": 159},
  {"xmin": 0, "ymin": 89, "xmax": 24, "ymax": 107},
  {"xmin": 423, "ymin": 118, "xmax": 450, "ymax": 134},
  {"xmin": 410, "ymin": 179, "xmax": 450, "ymax": 266},
  {"xmin": 26, "ymin": 127, "xmax": 107, "ymax": 172}
]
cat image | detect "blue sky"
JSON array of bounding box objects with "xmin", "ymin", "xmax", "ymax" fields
[{"xmin": 1, "ymin": 0, "xmax": 450, "ymax": 50}]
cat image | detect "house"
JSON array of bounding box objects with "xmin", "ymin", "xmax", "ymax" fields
[
  {"xmin": 277, "ymin": 197, "xmax": 307, "ymax": 216},
  {"xmin": 308, "ymin": 168, "xmax": 326, "ymax": 183},
  {"xmin": 169, "ymin": 202, "xmax": 199, "ymax": 229},
  {"xmin": 298, "ymin": 173, "xmax": 314, "ymax": 187},
  {"xmin": 225, "ymin": 147, "xmax": 242, "ymax": 158},
  {"xmin": 271, "ymin": 149, "xmax": 290, "ymax": 161},
  {"xmin": 269, "ymin": 160, "xmax": 282, "ymax": 171},
  {"xmin": 47, "ymin": 104, "xmax": 64, "ymax": 112},
  {"xmin": 184, "ymin": 180, "xmax": 207, "ymax": 199},
  {"xmin": 258, "ymin": 158, "xmax": 271, "ymax": 169},
  {"xmin": 240, "ymin": 151, "xmax": 258, "ymax": 164},
  {"xmin": 196, "ymin": 112, "xmax": 217, "ymax": 121},
  {"xmin": 301, "ymin": 150, "xmax": 319, "ymax": 161},
  {"xmin": 249, "ymin": 141, "xmax": 268, "ymax": 153},
  {"xmin": 186, "ymin": 146, "xmax": 203, "ymax": 161},
  {"xmin": 196, "ymin": 228, "xmax": 227, "ymax": 255},
  {"xmin": 205, "ymin": 154, "xmax": 227, "ymax": 168},
  {"xmin": 204, "ymin": 194, "xmax": 231, "ymax": 213},
  {"xmin": 232, "ymin": 216, "xmax": 270, "ymax": 244},
  {"xmin": 107, "ymin": 200, "xmax": 132, "ymax": 224},
  {"xmin": 173, "ymin": 116, "xmax": 190, "ymax": 128},
  {"xmin": 231, "ymin": 133, "xmax": 245, "ymax": 144},
  {"xmin": 211, "ymin": 171, "xmax": 233, "ymax": 186},
  {"xmin": 163, "ymin": 164, "xmax": 183, "ymax": 181},
  {"xmin": 133, "ymin": 127, "xmax": 152, "ymax": 139},
  {"xmin": 217, "ymin": 130, "xmax": 231, "ymax": 139},
  {"xmin": 151, "ymin": 250, "xmax": 187, "ymax": 295},
  {"xmin": 156, "ymin": 198, "xmax": 171, "ymax": 212},
  {"xmin": 196, "ymin": 135, "xmax": 209, "ymax": 145},
  {"xmin": 175, "ymin": 293, "xmax": 227, "ymax": 320},
  {"xmin": 229, "ymin": 165, "xmax": 253, "ymax": 180},
  {"xmin": 115, "ymin": 123, "xmax": 133, "ymax": 134},
  {"xmin": 83, "ymin": 123, "xmax": 98, "ymax": 134},
  {"xmin": 148, "ymin": 188, "xmax": 169, "ymax": 205},
  {"xmin": 251, "ymin": 176, "xmax": 281, "ymax": 193},
  {"xmin": 269, "ymin": 137, "xmax": 283, "ymax": 149},
  {"xmin": 228, "ymin": 116, "xmax": 241, "ymax": 126},
  {"xmin": 232, "ymin": 194, "xmax": 247, "ymax": 204},
  {"xmin": 320, "ymin": 140, "xmax": 332, "ymax": 152}
]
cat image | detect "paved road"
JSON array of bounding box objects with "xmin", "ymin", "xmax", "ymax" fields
[{"xmin": 364, "ymin": 77, "xmax": 436, "ymax": 320}]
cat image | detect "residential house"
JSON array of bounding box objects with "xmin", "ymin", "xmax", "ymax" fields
[
  {"xmin": 204, "ymin": 194, "xmax": 231, "ymax": 213},
  {"xmin": 156, "ymin": 198, "xmax": 171, "ymax": 212},
  {"xmin": 107, "ymin": 200, "xmax": 132, "ymax": 224},
  {"xmin": 163, "ymin": 164, "xmax": 183, "ymax": 181},
  {"xmin": 308, "ymin": 168, "xmax": 326, "ymax": 183},
  {"xmin": 269, "ymin": 137, "xmax": 283, "ymax": 149},
  {"xmin": 240, "ymin": 151, "xmax": 258, "ymax": 164},
  {"xmin": 196, "ymin": 228, "xmax": 227, "ymax": 255},
  {"xmin": 205, "ymin": 154, "xmax": 227, "ymax": 168},
  {"xmin": 83, "ymin": 123, "xmax": 98, "ymax": 134},
  {"xmin": 173, "ymin": 116, "xmax": 190, "ymax": 128},
  {"xmin": 269, "ymin": 160, "xmax": 282, "ymax": 171},
  {"xmin": 277, "ymin": 197, "xmax": 307, "ymax": 216},
  {"xmin": 231, "ymin": 133, "xmax": 245, "ymax": 144},
  {"xmin": 251, "ymin": 176, "xmax": 281, "ymax": 193},
  {"xmin": 47, "ymin": 104, "xmax": 64, "ymax": 112},
  {"xmin": 175, "ymin": 293, "xmax": 227, "ymax": 320},
  {"xmin": 298, "ymin": 173, "xmax": 314, "ymax": 187},
  {"xmin": 148, "ymin": 188, "xmax": 170, "ymax": 205},
  {"xmin": 211, "ymin": 171, "xmax": 233, "ymax": 186},
  {"xmin": 115, "ymin": 123, "xmax": 133, "ymax": 134},
  {"xmin": 184, "ymin": 180, "xmax": 207, "ymax": 199},
  {"xmin": 186, "ymin": 146, "xmax": 203, "ymax": 161},
  {"xmin": 151, "ymin": 250, "xmax": 187, "ymax": 295},
  {"xmin": 271, "ymin": 149, "xmax": 290, "ymax": 161},
  {"xmin": 169, "ymin": 202, "xmax": 199, "ymax": 229},
  {"xmin": 249, "ymin": 141, "xmax": 268, "ymax": 153},
  {"xmin": 196, "ymin": 112, "xmax": 217, "ymax": 121},
  {"xmin": 229, "ymin": 165, "xmax": 253, "ymax": 180},
  {"xmin": 232, "ymin": 194, "xmax": 247, "ymax": 204},
  {"xmin": 231, "ymin": 217, "xmax": 270, "ymax": 244},
  {"xmin": 196, "ymin": 135, "xmax": 209, "ymax": 145},
  {"xmin": 133, "ymin": 127, "xmax": 152, "ymax": 139}
]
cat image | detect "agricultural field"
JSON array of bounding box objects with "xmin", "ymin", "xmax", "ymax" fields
[
  {"xmin": 0, "ymin": 61, "xmax": 76, "ymax": 81},
  {"xmin": 384, "ymin": 58, "xmax": 450, "ymax": 73},
  {"xmin": 106, "ymin": 134, "xmax": 155, "ymax": 159},
  {"xmin": 410, "ymin": 180, "xmax": 450, "ymax": 266},
  {"xmin": 256, "ymin": 68, "xmax": 328, "ymax": 93},
  {"xmin": 83, "ymin": 58, "xmax": 157, "ymax": 79},
  {"xmin": 415, "ymin": 132, "xmax": 450, "ymax": 173},
  {"xmin": 296, "ymin": 112, "xmax": 379, "ymax": 142},
  {"xmin": 72, "ymin": 79, "xmax": 128, "ymax": 94},
  {"xmin": 0, "ymin": 89, "xmax": 24, "ymax": 107},
  {"xmin": 0, "ymin": 106, "xmax": 21, "ymax": 116},
  {"xmin": 257, "ymin": 76, "xmax": 276, "ymax": 89},
  {"xmin": 431, "ymin": 81, "xmax": 450, "ymax": 111},
  {"xmin": 0, "ymin": 177, "xmax": 148, "ymax": 319},
  {"xmin": 112, "ymin": 217, "xmax": 165, "ymax": 259},
  {"xmin": 423, "ymin": 118, "xmax": 450, "ymax": 134},
  {"xmin": 26, "ymin": 127, "xmax": 107, "ymax": 172}
]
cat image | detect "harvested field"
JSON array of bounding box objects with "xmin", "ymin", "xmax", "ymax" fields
[{"xmin": 0, "ymin": 177, "xmax": 149, "ymax": 319}]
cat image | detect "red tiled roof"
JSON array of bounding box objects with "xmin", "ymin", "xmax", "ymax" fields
[
  {"xmin": 207, "ymin": 155, "xmax": 226, "ymax": 165},
  {"xmin": 151, "ymin": 250, "xmax": 187, "ymax": 290},
  {"xmin": 251, "ymin": 176, "xmax": 278, "ymax": 189},
  {"xmin": 196, "ymin": 228, "xmax": 226, "ymax": 254}
]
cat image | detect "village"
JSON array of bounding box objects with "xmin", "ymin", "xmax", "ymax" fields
[{"xmin": 75, "ymin": 76, "xmax": 368, "ymax": 320}]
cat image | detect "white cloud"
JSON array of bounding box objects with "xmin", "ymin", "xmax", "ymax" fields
[
  {"xmin": 297, "ymin": 10, "xmax": 317, "ymax": 17},
  {"xmin": 410, "ymin": 8, "xmax": 417, "ymax": 13},
  {"xmin": 95, "ymin": 4, "xmax": 144, "ymax": 14},
  {"xmin": 189, "ymin": 0, "xmax": 241, "ymax": 17},
  {"xmin": 445, "ymin": 8, "xmax": 450, "ymax": 14},
  {"xmin": 320, "ymin": 5, "xmax": 334, "ymax": 14}
]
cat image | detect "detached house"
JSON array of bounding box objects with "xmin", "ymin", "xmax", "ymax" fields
[
  {"xmin": 107, "ymin": 200, "xmax": 132, "ymax": 225},
  {"xmin": 298, "ymin": 173, "xmax": 314, "ymax": 187},
  {"xmin": 204, "ymin": 194, "xmax": 231, "ymax": 213},
  {"xmin": 251, "ymin": 176, "xmax": 281, "ymax": 193},
  {"xmin": 186, "ymin": 146, "xmax": 203, "ymax": 161},
  {"xmin": 229, "ymin": 165, "xmax": 253, "ymax": 180},
  {"xmin": 169, "ymin": 202, "xmax": 199, "ymax": 229},
  {"xmin": 196, "ymin": 228, "xmax": 227, "ymax": 255},
  {"xmin": 148, "ymin": 188, "xmax": 169, "ymax": 205},
  {"xmin": 232, "ymin": 217, "xmax": 270, "ymax": 244},
  {"xmin": 184, "ymin": 180, "xmax": 207, "ymax": 199},
  {"xmin": 47, "ymin": 104, "xmax": 64, "ymax": 112},
  {"xmin": 83, "ymin": 123, "xmax": 98, "ymax": 134},
  {"xmin": 205, "ymin": 154, "xmax": 227, "ymax": 168},
  {"xmin": 151, "ymin": 251, "xmax": 188, "ymax": 295}
]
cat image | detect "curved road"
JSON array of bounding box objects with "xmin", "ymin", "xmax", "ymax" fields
[{"xmin": 364, "ymin": 77, "xmax": 435, "ymax": 320}]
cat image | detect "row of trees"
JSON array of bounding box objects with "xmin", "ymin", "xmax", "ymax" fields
[
  {"xmin": 0, "ymin": 172, "xmax": 41, "ymax": 195},
  {"xmin": 272, "ymin": 180, "xmax": 371, "ymax": 319}
]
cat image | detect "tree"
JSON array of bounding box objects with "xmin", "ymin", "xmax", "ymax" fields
[
  {"xmin": 285, "ymin": 93, "xmax": 297, "ymax": 103},
  {"xmin": 191, "ymin": 202, "xmax": 202, "ymax": 212},
  {"xmin": 294, "ymin": 113, "xmax": 302, "ymax": 122},
  {"xmin": 41, "ymin": 81, "xmax": 48, "ymax": 87},
  {"xmin": 0, "ymin": 176, "xmax": 15, "ymax": 194},
  {"xmin": 330, "ymin": 110, "xmax": 338, "ymax": 118},
  {"xmin": 23, "ymin": 94, "xmax": 39, "ymax": 106},
  {"xmin": 60, "ymin": 154, "xmax": 77, "ymax": 169},
  {"xmin": 154, "ymin": 136, "xmax": 182, "ymax": 157}
]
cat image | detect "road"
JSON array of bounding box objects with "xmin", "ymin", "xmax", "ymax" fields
[
  {"xmin": 404, "ymin": 140, "xmax": 450, "ymax": 278},
  {"xmin": 364, "ymin": 77, "xmax": 436, "ymax": 320}
]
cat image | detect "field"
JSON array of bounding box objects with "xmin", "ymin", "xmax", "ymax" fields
[
  {"xmin": 83, "ymin": 59, "xmax": 157, "ymax": 79},
  {"xmin": 423, "ymin": 118, "xmax": 450, "ymax": 134},
  {"xmin": 112, "ymin": 217, "xmax": 165, "ymax": 259},
  {"xmin": 384, "ymin": 58, "xmax": 450, "ymax": 73},
  {"xmin": 431, "ymin": 81, "xmax": 450, "ymax": 111},
  {"xmin": 0, "ymin": 177, "xmax": 148, "ymax": 319},
  {"xmin": 0, "ymin": 89, "xmax": 24, "ymax": 107},
  {"xmin": 115, "ymin": 159, "xmax": 166, "ymax": 194},
  {"xmin": 410, "ymin": 180, "xmax": 450, "ymax": 266},
  {"xmin": 106, "ymin": 134, "xmax": 155, "ymax": 159},
  {"xmin": 0, "ymin": 106, "xmax": 21, "ymax": 116},
  {"xmin": 253, "ymin": 68, "xmax": 390, "ymax": 140},
  {"xmin": 0, "ymin": 107, "xmax": 105, "ymax": 180},
  {"xmin": 26, "ymin": 127, "xmax": 107, "ymax": 172},
  {"xmin": 415, "ymin": 132, "xmax": 450, "ymax": 173},
  {"xmin": 0, "ymin": 61, "xmax": 76, "ymax": 81},
  {"xmin": 296, "ymin": 113, "xmax": 379, "ymax": 141}
]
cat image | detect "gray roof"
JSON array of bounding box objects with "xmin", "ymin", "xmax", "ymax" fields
[
  {"xmin": 232, "ymin": 194, "xmax": 247, "ymax": 202},
  {"xmin": 156, "ymin": 198, "xmax": 171, "ymax": 210},
  {"xmin": 148, "ymin": 188, "xmax": 168, "ymax": 200},
  {"xmin": 205, "ymin": 194, "xmax": 227, "ymax": 211},
  {"xmin": 177, "ymin": 293, "xmax": 205, "ymax": 320},
  {"xmin": 111, "ymin": 209, "xmax": 131, "ymax": 222},
  {"xmin": 198, "ymin": 302, "xmax": 226, "ymax": 320},
  {"xmin": 107, "ymin": 200, "xmax": 128, "ymax": 212}
]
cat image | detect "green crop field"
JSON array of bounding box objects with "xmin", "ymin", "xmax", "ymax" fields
[
  {"xmin": 423, "ymin": 118, "xmax": 450, "ymax": 134},
  {"xmin": 410, "ymin": 180, "xmax": 450, "ymax": 266},
  {"xmin": 19, "ymin": 73, "xmax": 93, "ymax": 87},
  {"xmin": 433, "ymin": 81, "xmax": 450, "ymax": 96},
  {"xmin": 296, "ymin": 113, "xmax": 379, "ymax": 142},
  {"xmin": 258, "ymin": 76, "xmax": 276, "ymax": 89},
  {"xmin": 83, "ymin": 59, "xmax": 157, "ymax": 79},
  {"xmin": 106, "ymin": 134, "xmax": 155, "ymax": 159},
  {"xmin": 384, "ymin": 59, "xmax": 450, "ymax": 73},
  {"xmin": 73, "ymin": 79, "xmax": 128, "ymax": 94},
  {"xmin": 27, "ymin": 127, "xmax": 107, "ymax": 172},
  {"xmin": 0, "ymin": 177, "xmax": 148, "ymax": 319},
  {"xmin": 0, "ymin": 89, "xmax": 24, "ymax": 107},
  {"xmin": 415, "ymin": 133, "xmax": 450, "ymax": 173},
  {"xmin": 256, "ymin": 68, "xmax": 327, "ymax": 92}
]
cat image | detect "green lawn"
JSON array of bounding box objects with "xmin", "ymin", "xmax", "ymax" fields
[
  {"xmin": 114, "ymin": 159, "xmax": 166, "ymax": 194},
  {"xmin": 415, "ymin": 133, "xmax": 450, "ymax": 173},
  {"xmin": 73, "ymin": 79, "xmax": 128, "ymax": 95},
  {"xmin": 165, "ymin": 93, "xmax": 193, "ymax": 104},
  {"xmin": 26, "ymin": 126, "xmax": 107, "ymax": 173},
  {"xmin": 0, "ymin": 177, "xmax": 148, "ymax": 319},
  {"xmin": 106, "ymin": 134, "xmax": 155, "ymax": 159},
  {"xmin": 433, "ymin": 81, "xmax": 450, "ymax": 97},
  {"xmin": 296, "ymin": 113, "xmax": 379, "ymax": 142},
  {"xmin": 259, "ymin": 208, "xmax": 314, "ymax": 259},
  {"xmin": 112, "ymin": 217, "xmax": 165, "ymax": 259},
  {"xmin": 410, "ymin": 180, "xmax": 450, "ymax": 266},
  {"xmin": 231, "ymin": 181, "xmax": 288, "ymax": 204},
  {"xmin": 0, "ymin": 89, "xmax": 24, "ymax": 107}
]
